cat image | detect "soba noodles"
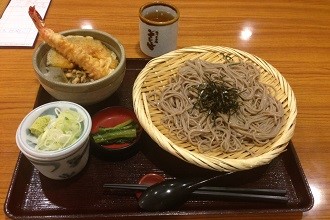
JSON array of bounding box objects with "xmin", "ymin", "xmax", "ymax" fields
[{"xmin": 148, "ymin": 59, "xmax": 284, "ymax": 153}]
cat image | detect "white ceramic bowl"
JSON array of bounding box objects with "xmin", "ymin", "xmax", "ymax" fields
[
  {"xmin": 32, "ymin": 29, "xmax": 126, "ymax": 105},
  {"xmin": 16, "ymin": 101, "xmax": 92, "ymax": 180}
]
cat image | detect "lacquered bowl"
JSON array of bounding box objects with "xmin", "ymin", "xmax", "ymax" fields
[{"xmin": 91, "ymin": 106, "xmax": 142, "ymax": 160}]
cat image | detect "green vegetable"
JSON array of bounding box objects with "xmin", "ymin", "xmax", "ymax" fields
[{"xmin": 92, "ymin": 119, "xmax": 138, "ymax": 145}]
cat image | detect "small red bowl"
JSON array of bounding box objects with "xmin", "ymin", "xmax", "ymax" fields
[
  {"xmin": 91, "ymin": 106, "xmax": 142, "ymax": 159},
  {"xmin": 136, "ymin": 173, "xmax": 165, "ymax": 199}
]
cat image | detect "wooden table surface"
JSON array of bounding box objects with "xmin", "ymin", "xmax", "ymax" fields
[{"xmin": 1, "ymin": 0, "xmax": 329, "ymax": 219}]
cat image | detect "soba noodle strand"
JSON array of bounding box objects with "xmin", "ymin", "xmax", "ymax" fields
[{"xmin": 149, "ymin": 59, "xmax": 284, "ymax": 153}]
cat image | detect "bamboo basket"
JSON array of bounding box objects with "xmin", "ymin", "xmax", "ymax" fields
[{"xmin": 133, "ymin": 46, "xmax": 297, "ymax": 172}]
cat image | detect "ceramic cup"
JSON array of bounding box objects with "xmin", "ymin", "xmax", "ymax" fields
[
  {"xmin": 16, "ymin": 101, "xmax": 92, "ymax": 180},
  {"xmin": 139, "ymin": 2, "xmax": 179, "ymax": 57}
]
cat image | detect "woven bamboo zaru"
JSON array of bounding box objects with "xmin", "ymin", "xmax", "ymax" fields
[{"xmin": 133, "ymin": 46, "xmax": 297, "ymax": 172}]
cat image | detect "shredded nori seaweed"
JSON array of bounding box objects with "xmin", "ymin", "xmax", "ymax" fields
[{"xmin": 193, "ymin": 77, "xmax": 241, "ymax": 121}]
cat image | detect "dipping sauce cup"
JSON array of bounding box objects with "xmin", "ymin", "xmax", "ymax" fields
[{"xmin": 139, "ymin": 2, "xmax": 179, "ymax": 57}]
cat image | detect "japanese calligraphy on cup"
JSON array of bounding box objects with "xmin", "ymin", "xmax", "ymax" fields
[{"xmin": 139, "ymin": 2, "xmax": 179, "ymax": 57}]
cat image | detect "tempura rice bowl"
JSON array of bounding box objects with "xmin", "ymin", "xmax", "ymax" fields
[{"xmin": 32, "ymin": 29, "xmax": 126, "ymax": 105}]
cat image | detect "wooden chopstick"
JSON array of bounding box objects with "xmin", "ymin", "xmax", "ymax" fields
[{"xmin": 103, "ymin": 183, "xmax": 288, "ymax": 203}]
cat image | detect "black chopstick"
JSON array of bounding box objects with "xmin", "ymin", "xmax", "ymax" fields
[
  {"xmin": 103, "ymin": 183, "xmax": 287, "ymax": 195},
  {"xmin": 103, "ymin": 183, "xmax": 288, "ymax": 203},
  {"xmin": 193, "ymin": 190, "xmax": 288, "ymax": 203}
]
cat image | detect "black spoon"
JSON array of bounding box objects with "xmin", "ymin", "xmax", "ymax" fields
[{"xmin": 138, "ymin": 173, "xmax": 232, "ymax": 211}]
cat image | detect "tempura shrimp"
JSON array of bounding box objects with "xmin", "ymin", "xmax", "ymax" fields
[{"xmin": 29, "ymin": 6, "xmax": 117, "ymax": 80}]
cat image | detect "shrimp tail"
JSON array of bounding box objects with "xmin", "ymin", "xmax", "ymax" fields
[
  {"xmin": 29, "ymin": 6, "xmax": 44, "ymax": 30},
  {"xmin": 29, "ymin": 5, "xmax": 53, "ymax": 41}
]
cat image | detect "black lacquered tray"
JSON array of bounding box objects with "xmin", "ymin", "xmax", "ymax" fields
[{"xmin": 4, "ymin": 58, "xmax": 313, "ymax": 219}]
